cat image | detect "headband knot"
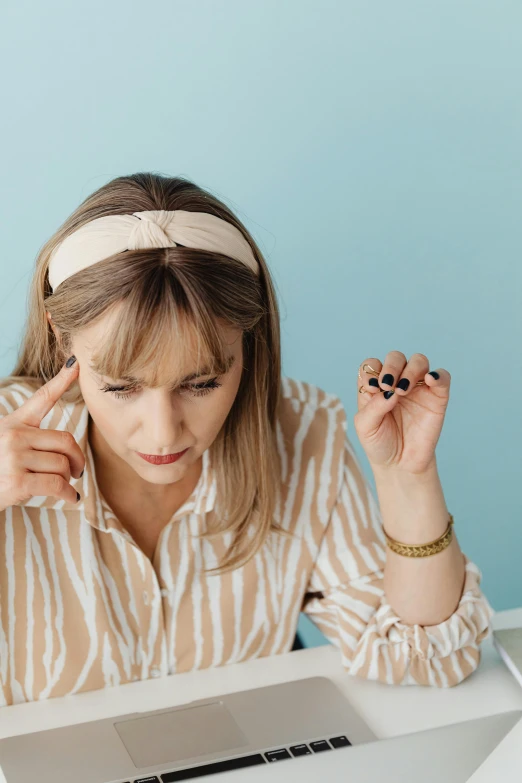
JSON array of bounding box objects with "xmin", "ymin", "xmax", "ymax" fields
[
  {"xmin": 48, "ymin": 208, "xmax": 260, "ymax": 291},
  {"xmin": 128, "ymin": 211, "xmax": 177, "ymax": 250}
]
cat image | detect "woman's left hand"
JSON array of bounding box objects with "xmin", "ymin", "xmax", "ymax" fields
[{"xmin": 354, "ymin": 351, "xmax": 450, "ymax": 475}]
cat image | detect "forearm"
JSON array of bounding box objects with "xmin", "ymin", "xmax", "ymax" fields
[{"xmin": 373, "ymin": 459, "xmax": 466, "ymax": 627}]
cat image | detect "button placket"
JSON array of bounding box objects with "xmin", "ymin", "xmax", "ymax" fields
[
  {"xmin": 152, "ymin": 528, "xmax": 174, "ymax": 608},
  {"xmin": 128, "ymin": 541, "xmax": 167, "ymax": 680}
]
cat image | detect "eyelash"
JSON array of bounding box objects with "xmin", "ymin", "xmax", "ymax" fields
[{"xmin": 99, "ymin": 378, "xmax": 223, "ymax": 400}]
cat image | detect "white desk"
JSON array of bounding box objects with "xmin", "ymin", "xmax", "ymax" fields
[{"xmin": 1, "ymin": 609, "xmax": 521, "ymax": 777}]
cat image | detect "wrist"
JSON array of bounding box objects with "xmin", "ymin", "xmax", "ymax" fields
[
  {"xmin": 371, "ymin": 459, "xmax": 450, "ymax": 546},
  {"xmin": 371, "ymin": 458, "xmax": 439, "ymax": 487}
]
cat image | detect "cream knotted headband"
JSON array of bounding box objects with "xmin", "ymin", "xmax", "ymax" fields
[{"xmin": 48, "ymin": 209, "xmax": 260, "ymax": 292}]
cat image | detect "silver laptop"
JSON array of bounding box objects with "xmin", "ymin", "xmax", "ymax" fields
[{"xmin": 0, "ymin": 676, "xmax": 519, "ymax": 783}]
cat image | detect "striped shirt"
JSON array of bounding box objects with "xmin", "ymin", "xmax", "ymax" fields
[{"xmin": 0, "ymin": 376, "xmax": 492, "ymax": 705}]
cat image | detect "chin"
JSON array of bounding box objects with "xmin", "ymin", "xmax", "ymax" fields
[{"xmin": 136, "ymin": 462, "xmax": 186, "ymax": 483}]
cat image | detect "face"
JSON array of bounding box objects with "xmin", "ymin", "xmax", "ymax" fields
[{"xmin": 47, "ymin": 306, "xmax": 244, "ymax": 488}]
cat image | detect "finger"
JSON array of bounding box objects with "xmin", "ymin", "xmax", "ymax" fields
[
  {"xmin": 394, "ymin": 353, "xmax": 430, "ymax": 395},
  {"xmin": 28, "ymin": 427, "xmax": 85, "ymax": 479},
  {"xmin": 358, "ymin": 357, "xmax": 383, "ymax": 394},
  {"xmin": 424, "ymin": 367, "xmax": 451, "ymax": 397},
  {"xmin": 355, "ymin": 376, "xmax": 401, "ymax": 433},
  {"xmin": 17, "ymin": 472, "xmax": 80, "ymax": 506},
  {"xmin": 357, "ymin": 358, "xmax": 384, "ymax": 414},
  {"xmin": 378, "ymin": 350, "xmax": 408, "ymax": 390},
  {"xmin": 24, "ymin": 449, "xmax": 72, "ymax": 483},
  {"xmin": 13, "ymin": 357, "xmax": 80, "ymax": 428}
]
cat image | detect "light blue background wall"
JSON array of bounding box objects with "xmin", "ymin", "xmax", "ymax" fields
[{"xmin": 1, "ymin": 1, "xmax": 521, "ymax": 648}]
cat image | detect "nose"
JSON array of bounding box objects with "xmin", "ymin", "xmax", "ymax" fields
[{"xmin": 141, "ymin": 389, "xmax": 185, "ymax": 452}]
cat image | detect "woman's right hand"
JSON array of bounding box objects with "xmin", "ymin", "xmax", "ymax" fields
[{"xmin": 0, "ymin": 358, "xmax": 85, "ymax": 512}]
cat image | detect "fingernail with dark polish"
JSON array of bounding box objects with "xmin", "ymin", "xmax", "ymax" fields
[
  {"xmin": 382, "ymin": 374, "xmax": 394, "ymax": 386},
  {"xmin": 384, "ymin": 390, "xmax": 395, "ymax": 400},
  {"xmin": 76, "ymin": 491, "xmax": 81, "ymax": 502},
  {"xmin": 79, "ymin": 469, "xmax": 84, "ymax": 478},
  {"xmin": 397, "ymin": 378, "xmax": 410, "ymax": 391},
  {"xmin": 65, "ymin": 355, "xmax": 77, "ymax": 368},
  {"xmin": 369, "ymin": 378, "xmax": 379, "ymax": 387},
  {"xmin": 428, "ymin": 371, "xmax": 440, "ymax": 380}
]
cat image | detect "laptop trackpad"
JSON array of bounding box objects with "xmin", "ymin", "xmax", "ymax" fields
[{"xmin": 114, "ymin": 701, "xmax": 248, "ymax": 768}]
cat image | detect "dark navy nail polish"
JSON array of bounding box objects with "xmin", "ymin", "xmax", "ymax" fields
[
  {"xmin": 79, "ymin": 469, "xmax": 84, "ymax": 478},
  {"xmin": 382, "ymin": 373, "xmax": 394, "ymax": 386},
  {"xmin": 383, "ymin": 390, "xmax": 395, "ymax": 399},
  {"xmin": 397, "ymin": 378, "xmax": 410, "ymax": 391},
  {"xmin": 428, "ymin": 371, "xmax": 440, "ymax": 380},
  {"xmin": 76, "ymin": 491, "xmax": 81, "ymax": 502},
  {"xmin": 65, "ymin": 355, "xmax": 77, "ymax": 368},
  {"xmin": 369, "ymin": 378, "xmax": 379, "ymax": 387}
]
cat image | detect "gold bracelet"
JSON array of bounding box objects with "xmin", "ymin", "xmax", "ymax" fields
[{"xmin": 384, "ymin": 514, "xmax": 454, "ymax": 558}]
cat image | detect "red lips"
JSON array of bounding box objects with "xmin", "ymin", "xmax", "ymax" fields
[{"xmin": 136, "ymin": 448, "xmax": 189, "ymax": 465}]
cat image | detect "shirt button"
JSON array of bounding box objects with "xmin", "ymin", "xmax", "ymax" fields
[{"xmin": 150, "ymin": 667, "xmax": 162, "ymax": 678}]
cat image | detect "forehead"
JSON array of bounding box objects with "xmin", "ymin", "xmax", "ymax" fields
[{"xmin": 80, "ymin": 306, "xmax": 242, "ymax": 385}]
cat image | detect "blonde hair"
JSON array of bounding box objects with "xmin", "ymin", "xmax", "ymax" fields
[{"xmin": 5, "ymin": 172, "xmax": 284, "ymax": 572}]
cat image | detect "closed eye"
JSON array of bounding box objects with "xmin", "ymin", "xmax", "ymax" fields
[{"xmin": 99, "ymin": 378, "xmax": 223, "ymax": 400}]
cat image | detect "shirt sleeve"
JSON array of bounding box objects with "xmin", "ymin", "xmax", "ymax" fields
[{"xmin": 302, "ymin": 406, "xmax": 494, "ymax": 688}]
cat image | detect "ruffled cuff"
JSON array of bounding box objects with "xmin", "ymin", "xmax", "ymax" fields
[{"xmin": 349, "ymin": 558, "xmax": 494, "ymax": 686}]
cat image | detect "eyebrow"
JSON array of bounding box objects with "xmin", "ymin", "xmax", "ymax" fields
[{"xmin": 92, "ymin": 354, "xmax": 236, "ymax": 386}]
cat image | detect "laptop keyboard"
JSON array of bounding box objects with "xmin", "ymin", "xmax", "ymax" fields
[{"xmin": 119, "ymin": 735, "xmax": 352, "ymax": 782}]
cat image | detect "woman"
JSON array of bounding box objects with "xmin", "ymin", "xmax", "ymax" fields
[{"xmin": 0, "ymin": 173, "xmax": 491, "ymax": 705}]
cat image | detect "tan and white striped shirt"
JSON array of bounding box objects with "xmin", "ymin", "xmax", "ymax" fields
[{"xmin": 0, "ymin": 376, "xmax": 492, "ymax": 705}]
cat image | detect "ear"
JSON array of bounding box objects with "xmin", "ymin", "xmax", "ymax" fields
[{"xmin": 46, "ymin": 311, "xmax": 61, "ymax": 343}]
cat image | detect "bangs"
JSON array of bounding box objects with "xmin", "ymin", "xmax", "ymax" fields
[{"xmin": 89, "ymin": 270, "xmax": 232, "ymax": 387}]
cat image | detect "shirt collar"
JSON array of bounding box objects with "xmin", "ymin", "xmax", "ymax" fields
[{"xmin": 23, "ymin": 396, "xmax": 217, "ymax": 532}]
